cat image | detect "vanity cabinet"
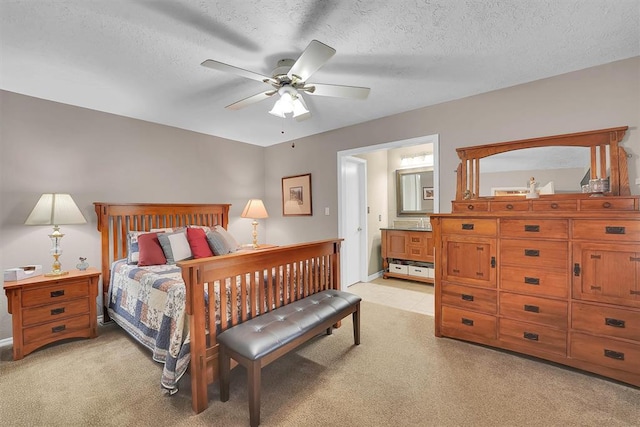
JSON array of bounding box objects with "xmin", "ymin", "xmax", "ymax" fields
[
  {"xmin": 431, "ymin": 126, "xmax": 640, "ymax": 388},
  {"xmin": 381, "ymin": 229, "xmax": 434, "ymax": 284}
]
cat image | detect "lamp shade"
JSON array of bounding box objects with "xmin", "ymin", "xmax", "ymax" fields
[
  {"xmin": 240, "ymin": 199, "xmax": 269, "ymax": 219},
  {"xmin": 25, "ymin": 193, "xmax": 87, "ymax": 226}
]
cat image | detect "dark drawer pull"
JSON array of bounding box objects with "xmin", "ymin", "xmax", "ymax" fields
[
  {"xmin": 50, "ymin": 307, "xmax": 65, "ymax": 316},
  {"xmin": 411, "ymin": 237, "xmax": 420, "ymax": 243},
  {"xmin": 524, "ymin": 304, "xmax": 540, "ymax": 313},
  {"xmin": 461, "ymin": 318, "xmax": 474, "ymax": 326},
  {"xmin": 605, "ymin": 226, "xmax": 625, "ymax": 234},
  {"xmin": 630, "ymin": 257, "xmax": 640, "ymax": 262},
  {"xmin": 550, "ymin": 203, "xmax": 559, "ymax": 209},
  {"xmin": 605, "ymin": 318, "xmax": 625, "ymax": 328},
  {"xmin": 462, "ymin": 223, "xmax": 474, "ymax": 230},
  {"xmin": 50, "ymin": 290, "xmax": 65, "ymax": 298},
  {"xmin": 604, "ymin": 349, "xmax": 624, "ymax": 361},
  {"xmin": 524, "ymin": 249, "xmax": 539, "ymax": 257},
  {"xmin": 461, "ymin": 294, "xmax": 474, "ymax": 302},
  {"xmin": 491, "ymin": 256, "xmax": 496, "ymax": 268},
  {"xmin": 523, "ymin": 332, "xmax": 539, "ymax": 341},
  {"xmin": 467, "ymin": 205, "xmax": 475, "ymax": 210},
  {"xmin": 52, "ymin": 325, "xmax": 66, "ymax": 333},
  {"xmin": 602, "ymin": 202, "xmax": 612, "ymax": 208},
  {"xmin": 524, "ymin": 277, "xmax": 540, "ymax": 285},
  {"xmin": 506, "ymin": 204, "xmax": 514, "ymax": 210},
  {"xmin": 524, "ymin": 225, "xmax": 540, "ymax": 232}
]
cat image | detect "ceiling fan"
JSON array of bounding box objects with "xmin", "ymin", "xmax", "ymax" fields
[{"xmin": 201, "ymin": 40, "xmax": 370, "ymax": 121}]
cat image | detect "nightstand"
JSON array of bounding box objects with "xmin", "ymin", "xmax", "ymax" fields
[{"xmin": 4, "ymin": 268, "xmax": 100, "ymax": 360}]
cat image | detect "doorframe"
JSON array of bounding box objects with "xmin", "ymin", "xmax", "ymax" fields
[{"xmin": 337, "ymin": 134, "xmax": 440, "ymax": 286}]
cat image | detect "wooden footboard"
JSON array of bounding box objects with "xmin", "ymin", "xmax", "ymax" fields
[{"xmin": 179, "ymin": 239, "xmax": 342, "ymax": 414}]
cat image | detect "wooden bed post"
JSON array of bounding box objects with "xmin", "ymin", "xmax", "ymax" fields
[
  {"xmin": 184, "ymin": 264, "xmax": 209, "ymax": 414},
  {"xmin": 94, "ymin": 203, "xmax": 112, "ymax": 322}
]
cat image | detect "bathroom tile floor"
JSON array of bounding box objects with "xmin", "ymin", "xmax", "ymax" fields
[{"xmin": 348, "ymin": 277, "xmax": 434, "ymax": 316}]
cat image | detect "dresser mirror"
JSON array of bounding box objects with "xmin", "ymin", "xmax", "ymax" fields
[
  {"xmin": 478, "ymin": 146, "xmax": 591, "ymax": 196},
  {"xmin": 396, "ymin": 167, "xmax": 435, "ymax": 216},
  {"xmin": 455, "ymin": 127, "xmax": 630, "ymax": 200}
]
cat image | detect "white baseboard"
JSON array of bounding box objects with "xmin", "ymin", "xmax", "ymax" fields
[
  {"xmin": 0, "ymin": 336, "xmax": 13, "ymax": 349},
  {"xmin": 367, "ymin": 271, "xmax": 383, "ymax": 282}
]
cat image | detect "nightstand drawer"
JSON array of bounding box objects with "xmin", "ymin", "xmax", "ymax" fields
[
  {"xmin": 23, "ymin": 315, "xmax": 90, "ymax": 345},
  {"xmin": 21, "ymin": 280, "xmax": 89, "ymax": 307},
  {"xmin": 22, "ymin": 298, "xmax": 90, "ymax": 327}
]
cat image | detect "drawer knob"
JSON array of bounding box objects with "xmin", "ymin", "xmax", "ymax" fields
[
  {"xmin": 550, "ymin": 203, "xmax": 559, "ymax": 209},
  {"xmin": 604, "ymin": 349, "xmax": 624, "ymax": 361},
  {"xmin": 523, "ymin": 332, "xmax": 539, "ymax": 341},
  {"xmin": 524, "ymin": 277, "xmax": 540, "ymax": 285},
  {"xmin": 524, "ymin": 249, "xmax": 540, "ymax": 257},
  {"xmin": 461, "ymin": 318, "xmax": 474, "ymax": 326},
  {"xmin": 602, "ymin": 202, "xmax": 612, "ymax": 208},
  {"xmin": 50, "ymin": 290, "xmax": 65, "ymax": 298},
  {"xmin": 506, "ymin": 204, "xmax": 514, "ymax": 210},
  {"xmin": 461, "ymin": 294, "xmax": 474, "ymax": 301},
  {"xmin": 50, "ymin": 307, "xmax": 65, "ymax": 316},
  {"xmin": 524, "ymin": 304, "xmax": 540, "ymax": 313},
  {"xmin": 52, "ymin": 325, "xmax": 66, "ymax": 333},
  {"xmin": 467, "ymin": 204, "xmax": 474, "ymax": 210},
  {"xmin": 604, "ymin": 317, "xmax": 625, "ymax": 328}
]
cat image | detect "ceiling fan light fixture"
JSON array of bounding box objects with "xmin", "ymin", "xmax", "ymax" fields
[{"xmin": 269, "ymin": 86, "xmax": 309, "ymax": 119}]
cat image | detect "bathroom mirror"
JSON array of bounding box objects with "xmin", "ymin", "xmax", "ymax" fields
[{"xmin": 396, "ymin": 167, "xmax": 434, "ymax": 216}]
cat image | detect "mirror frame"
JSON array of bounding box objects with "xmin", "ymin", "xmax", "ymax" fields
[
  {"xmin": 454, "ymin": 127, "xmax": 630, "ymax": 200},
  {"xmin": 396, "ymin": 167, "xmax": 434, "ymax": 216}
]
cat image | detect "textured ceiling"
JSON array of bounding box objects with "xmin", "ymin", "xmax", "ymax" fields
[{"xmin": 1, "ymin": 1, "xmax": 638, "ymax": 147}]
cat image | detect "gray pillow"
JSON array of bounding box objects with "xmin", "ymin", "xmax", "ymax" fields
[
  {"xmin": 206, "ymin": 230, "xmax": 233, "ymax": 255},
  {"xmin": 157, "ymin": 230, "xmax": 193, "ymax": 264}
]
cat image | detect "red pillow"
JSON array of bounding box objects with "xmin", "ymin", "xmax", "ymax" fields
[
  {"xmin": 187, "ymin": 227, "xmax": 214, "ymax": 259},
  {"xmin": 137, "ymin": 232, "xmax": 167, "ymax": 266}
]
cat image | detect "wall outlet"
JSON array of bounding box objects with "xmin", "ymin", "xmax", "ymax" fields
[{"xmin": 324, "ymin": 207, "xmax": 330, "ymax": 216}]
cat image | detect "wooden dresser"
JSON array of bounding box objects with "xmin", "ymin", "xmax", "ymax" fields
[
  {"xmin": 381, "ymin": 228, "xmax": 434, "ymax": 284},
  {"xmin": 4, "ymin": 268, "xmax": 100, "ymax": 360},
  {"xmin": 431, "ymin": 126, "xmax": 640, "ymax": 387}
]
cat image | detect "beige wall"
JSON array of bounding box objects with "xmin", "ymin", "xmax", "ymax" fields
[
  {"xmin": 0, "ymin": 91, "xmax": 265, "ymax": 341},
  {"xmin": 1, "ymin": 56, "xmax": 638, "ymax": 343}
]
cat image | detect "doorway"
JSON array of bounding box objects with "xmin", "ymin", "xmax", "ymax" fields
[{"xmin": 337, "ymin": 134, "xmax": 440, "ymax": 288}]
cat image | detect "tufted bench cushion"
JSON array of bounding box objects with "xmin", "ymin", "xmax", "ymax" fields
[{"xmin": 217, "ymin": 289, "xmax": 361, "ymax": 427}]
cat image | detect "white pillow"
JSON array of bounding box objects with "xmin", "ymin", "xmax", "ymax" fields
[
  {"xmin": 214, "ymin": 225, "xmax": 239, "ymax": 252},
  {"xmin": 157, "ymin": 230, "xmax": 193, "ymax": 264}
]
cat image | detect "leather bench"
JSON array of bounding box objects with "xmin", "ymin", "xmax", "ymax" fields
[{"xmin": 217, "ymin": 289, "xmax": 362, "ymax": 427}]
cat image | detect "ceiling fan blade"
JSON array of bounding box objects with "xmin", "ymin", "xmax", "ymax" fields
[
  {"xmin": 287, "ymin": 40, "xmax": 336, "ymax": 82},
  {"xmin": 201, "ymin": 60, "xmax": 276, "ymax": 84},
  {"xmin": 226, "ymin": 90, "xmax": 276, "ymax": 110},
  {"xmin": 305, "ymin": 83, "xmax": 370, "ymax": 99}
]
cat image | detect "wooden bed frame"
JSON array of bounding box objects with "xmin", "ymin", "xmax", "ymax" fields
[{"xmin": 94, "ymin": 202, "xmax": 343, "ymax": 414}]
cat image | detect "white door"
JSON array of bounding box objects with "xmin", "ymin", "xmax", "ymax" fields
[{"xmin": 342, "ymin": 156, "xmax": 367, "ymax": 287}]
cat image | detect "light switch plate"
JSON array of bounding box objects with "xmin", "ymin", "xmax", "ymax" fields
[
  {"xmin": 635, "ymin": 177, "xmax": 640, "ymax": 185},
  {"xmin": 324, "ymin": 207, "xmax": 330, "ymax": 215}
]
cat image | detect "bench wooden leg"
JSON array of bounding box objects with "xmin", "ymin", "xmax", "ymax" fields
[
  {"xmin": 353, "ymin": 303, "xmax": 360, "ymax": 345},
  {"xmin": 326, "ymin": 326, "xmax": 332, "ymax": 335},
  {"xmin": 248, "ymin": 361, "xmax": 261, "ymax": 427},
  {"xmin": 219, "ymin": 345, "xmax": 230, "ymax": 402}
]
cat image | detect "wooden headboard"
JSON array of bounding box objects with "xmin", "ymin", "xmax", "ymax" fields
[{"xmin": 93, "ymin": 202, "xmax": 231, "ymax": 316}]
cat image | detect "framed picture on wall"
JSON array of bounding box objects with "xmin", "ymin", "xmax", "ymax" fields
[
  {"xmin": 282, "ymin": 173, "xmax": 312, "ymax": 216},
  {"xmin": 423, "ymin": 187, "xmax": 434, "ymax": 200}
]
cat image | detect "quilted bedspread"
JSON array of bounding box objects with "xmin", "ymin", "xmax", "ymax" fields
[{"xmin": 107, "ymin": 260, "xmax": 191, "ymax": 391}]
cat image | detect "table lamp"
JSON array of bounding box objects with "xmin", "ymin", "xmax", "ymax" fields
[
  {"xmin": 240, "ymin": 199, "xmax": 269, "ymax": 249},
  {"xmin": 24, "ymin": 193, "xmax": 87, "ymax": 276}
]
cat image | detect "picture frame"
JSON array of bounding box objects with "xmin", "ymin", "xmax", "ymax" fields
[
  {"xmin": 282, "ymin": 173, "xmax": 312, "ymax": 216},
  {"xmin": 422, "ymin": 187, "xmax": 434, "ymax": 200}
]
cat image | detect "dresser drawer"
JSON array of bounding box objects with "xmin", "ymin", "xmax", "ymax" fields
[
  {"xmin": 500, "ymin": 318, "xmax": 567, "ymax": 357},
  {"xmin": 579, "ymin": 197, "xmax": 636, "ymax": 211},
  {"xmin": 572, "ymin": 220, "xmax": 640, "ymax": 242},
  {"xmin": 441, "ymin": 218, "xmax": 496, "ymax": 236},
  {"xmin": 388, "ymin": 263, "xmax": 408, "ymax": 275},
  {"xmin": 500, "ymin": 293, "xmax": 567, "ymax": 328},
  {"xmin": 408, "ymin": 265, "xmax": 429, "ymax": 278},
  {"xmin": 442, "ymin": 282, "xmax": 497, "ymax": 314},
  {"xmin": 452, "ymin": 201, "xmax": 489, "ymax": 213},
  {"xmin": 500, "ymin": 219, "xmax": 568, "ymax": 239},
  {"xmin": 23, "ymin": 315, "xmax": 91, "ymax": 345},
  {"xmin": 441, "ymin": 306, "xmax": 496, "ymax": 342},
  {"xmin": 500, "ymin": 239, "xmax": 568, "ymax": 270},
  {"xmin": 22, "ymin": 298, "xmax": 90, "ymax": 327},
  {"xmin": 570, "ymin": 332, "xmax": 640, "ymax": 374},
  {"xmin": 490, "ymin": 201, "xmax": 529, "ymax": 212},
  {"xmin": 21, "ymin": 280, "xmax": 89, "ymax": 307},
  {"xmin": 572, "ymin": 302, "xmax": 640, "ymax": 342},
  {"xmin": 531, "ymin": 200, "xmax": 577, "ymax": 212},
  {"xmin": 501, "ymin": 265, "xmax": 568, "ymax": 298}
]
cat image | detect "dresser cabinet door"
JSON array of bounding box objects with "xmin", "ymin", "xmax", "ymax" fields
[
  {"xmin": 442, "ymin": 236, "xmax": 497, "ymax": 288},
  {"xmin": 573, "ymin": 242, "xmax": 640, "ymax": 308}
]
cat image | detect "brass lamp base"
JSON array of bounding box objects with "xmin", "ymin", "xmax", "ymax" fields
[{"xmin": 45, "ymin": 270, "xmax": 69, "ymax": 277}]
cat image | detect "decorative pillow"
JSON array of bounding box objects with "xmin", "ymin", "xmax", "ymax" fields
[
  {"xmin": 150, "ymin": 227, "xmax": 174, "ymax": 233},
  {"xmin": 214, "ymin": 225, "xmax": 239, "ymax": 252},
  {"xmin": 188, "ymin": 225, "xmax": 212, "ymax": 233},
  {"xmin": 206, "ymin": 230, "xmax": 233, "ymax": 255},
  {"xmin": 157, "ymin": 230, "xmax": 193, "ymax": 264},
  {"xmin": 186, "ymin": 227, "xmax": 213, "ymax": 259},
  {"xmin": 137, "ymin": 232, "xmax": 167, "ymax": 266},
  {"xmin": 127, "ymin": 231, "xmax": 165, "ymax": 264}
]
